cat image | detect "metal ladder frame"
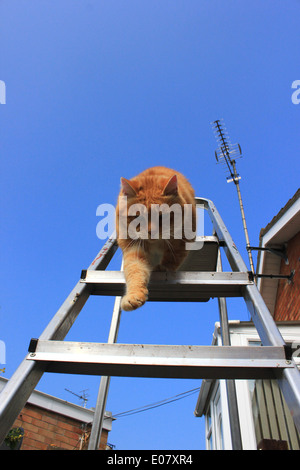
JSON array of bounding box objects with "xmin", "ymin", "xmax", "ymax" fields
[{"xmin": 0, "ymin": 197, "xmax": 299, "ymax": 449}]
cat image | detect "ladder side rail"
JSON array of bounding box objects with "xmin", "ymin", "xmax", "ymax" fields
[
  {"xmin": 198, "ymin": 197, "xmax": 300, "ymax": 433},
  {"xmin": 88, "ymin": 296, "xmax": 122, "ymax": 450},
  {"xmin": 0, "ymin": 234, "xmax": 117, "ymax": 445},
  {"xmin": 197, "ymin": 197, "xmax": 285, "ymax": 348},
  {"xmin": 196, "ymin": 198, "xmax": 247, "ymax": 274},
  {"xmin": 276, "ymin": 368, "xmax": 300, "ymax": 436},
  {"xmin": 245, "ymin": 284, "xmax": 300, "ymax": 433},
  {"xmin": 216, "ymin": 250, "xmax": 243, "ymax": 450},
  {"xmin": 88, "ymin": 262, "xmax": 123, "ymax": 450},
  {"xmin": 40, "ymin": 233, "xmax": 117, "ymax": 342}
]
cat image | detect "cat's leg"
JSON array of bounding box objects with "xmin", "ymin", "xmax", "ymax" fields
[{"xmin": 121, "ymin": 248, "xmax": 151, "ymax": 311}]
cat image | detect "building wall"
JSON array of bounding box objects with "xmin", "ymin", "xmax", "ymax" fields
[
  {"xmin": 273, "ymin": 232, "xmax": 300, "ymax": 321},
  {"xmin": 200, "ymin": 323, "xmax": 300, "ymax": 450},
  {"xmin": 12, "ymin": 403, "xmax": 108, "ymax": 450}
]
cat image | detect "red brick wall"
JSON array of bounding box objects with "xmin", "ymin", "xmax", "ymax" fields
[
  {"xmin": 273, "ymin": 232, "xmax": 300, "ymax": 321},
  {"xmin": 12, "ymin": 403, "xmax": 108, "ymax": 450}
]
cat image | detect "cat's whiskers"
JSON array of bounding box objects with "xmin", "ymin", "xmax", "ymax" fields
[
  {"xmin": 164, "ymin": 239, "xmax": 176, "ymax": 261},
  {"xmin": 117, "ymin": 237, "xmax": 138, "ymax": 258}
]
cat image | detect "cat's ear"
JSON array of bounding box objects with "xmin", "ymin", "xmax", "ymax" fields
[
  {"xmin": 120, "ymin": 177, "xmax": 137, "ymax": 197},
  {"xmin": 163, "ymin": 175, "xmax": 178, "ymax": 196}
]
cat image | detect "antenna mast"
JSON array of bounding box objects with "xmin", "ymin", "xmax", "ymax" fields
[{"xmin": 212, "ymin": 119, "xmax": 255, "ymax": 275}]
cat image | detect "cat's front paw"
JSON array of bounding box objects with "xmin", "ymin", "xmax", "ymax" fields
[{"xmin": 121, "ymin": 289, "xmax": 148, "ymax": 311}]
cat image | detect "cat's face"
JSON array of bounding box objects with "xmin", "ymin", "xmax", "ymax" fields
[{"xmin": 118, "ymin": 175, "xmax": 182, "ymax": 242}]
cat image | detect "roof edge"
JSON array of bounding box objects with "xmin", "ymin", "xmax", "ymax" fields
[
  {"xmin": 259, "ymin": 188, "xmax": 300, "ymax": 240},
  {"xmin": 0, "ymin": 377, "xmax": 114, "ymax": 431}
]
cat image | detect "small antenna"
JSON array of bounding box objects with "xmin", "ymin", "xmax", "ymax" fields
[
  {"xmin": 65, "ymin": 388, "xmax": 89, "ymax": 408},
  {"xmin": 212, "ymin": 119, "xmax": 255, "ymax": 275}
]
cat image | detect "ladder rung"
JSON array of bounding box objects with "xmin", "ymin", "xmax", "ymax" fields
[
  {"xmin": 80, "ymin": 270, "xmax": 253, "ymax": 301},
  {"xmin": 26, "ymin": 340, "xmax": 292, "ymax": 380}
]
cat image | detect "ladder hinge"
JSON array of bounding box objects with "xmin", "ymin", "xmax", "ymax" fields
[
  {"xmin": 28, "ymin": 338, "xmax": 39, "ymax": 353},
  {"xmin": 284, "ymin": 344, "xmax": 294, "ymax": 361},
  {"xmin": 81, "ymin": 269, "xmax": 87, "ymax": 280}
]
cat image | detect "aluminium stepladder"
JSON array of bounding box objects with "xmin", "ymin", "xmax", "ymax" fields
[{"xmin": 0, "ymin": 197, "xmax": 299, "ymax": 450}]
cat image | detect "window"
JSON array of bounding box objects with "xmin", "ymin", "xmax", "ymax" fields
[
  {"xmin": 248, "ymin": 341, "xmax": 300, "ymax": 450},
  {"xmin": 206, "ymin": 407, "xmax": 213, "ymax": 450},
  {"xmin": 205, "ymin": 384, "xmax": 224, "ymax": 450}
]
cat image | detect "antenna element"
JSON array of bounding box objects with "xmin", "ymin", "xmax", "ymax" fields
[
  {"xmin": 65, "ymin": 388, "xmax": 89, "ymax": 408},
  {"xmin": 212, "ymin": 119, "xmax": 255, "ymax": 275}
]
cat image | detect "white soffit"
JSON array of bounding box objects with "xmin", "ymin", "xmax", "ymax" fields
[{"xmin": 257, "ymin": 191, "xmax": 300, "ymax": 315}]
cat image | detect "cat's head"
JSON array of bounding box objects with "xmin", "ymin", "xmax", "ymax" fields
[
  {"xmin": 120, "ymin": 174, "xmax": 178, "ymax": 200},
  {"xmin": 118, "ymin": 174, "xmax": 182, "ymax": 241}
]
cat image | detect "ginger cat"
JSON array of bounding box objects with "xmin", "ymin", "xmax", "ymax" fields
[{"xmin": 116, "ymin": 166, "xmax": 196, "ymax": 311}]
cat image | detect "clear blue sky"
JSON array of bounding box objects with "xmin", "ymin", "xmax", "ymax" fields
[{"xmin": 1, "ymin": 0, "xmax": 299, "ymax": 450}]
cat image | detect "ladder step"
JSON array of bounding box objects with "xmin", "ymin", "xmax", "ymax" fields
[
  {"xmin": 80, "ymin": 270, "xmax": 253, "ymax": 301},
  {"xmin": 179, "ymin": 236, "xmax": 219, "ymax": 272},
  {"xmin": 26, "ymin": 340, "xmax": 292, "ymax": 380}
]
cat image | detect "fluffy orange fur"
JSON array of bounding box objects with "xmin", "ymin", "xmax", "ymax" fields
[{"xmin": 116, "ymin": 166, "xmax": 196, "ymax": 311}]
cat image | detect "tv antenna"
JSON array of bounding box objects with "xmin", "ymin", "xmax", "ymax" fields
[
  {"xmin": 212, "ymin": 119, "xmax": 255, "ymax": 275},
  {"xmin": 65, "ymin": 388, "xmax": 89, "ymax": 408}
]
